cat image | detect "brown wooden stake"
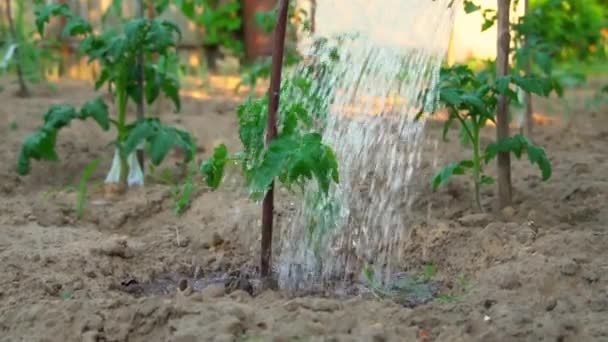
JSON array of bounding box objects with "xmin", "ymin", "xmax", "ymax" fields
[
  {"xmin": 5, "ymin": 0, "xmax": 29, "ymax": 97},
  {"xmin": 136, "ymin": 0, "xmax": 145, "ymax": 169},
  {"xmin": 261, "ymin": 0, "xmax": 289, "ymax": 278},
  {"xmin": 496, "ymin": 0, "xmax": 512, "ymax": 208},
  {"xmin": 521, "ymin": 0, "xmax": 533, "ymax": 140}
]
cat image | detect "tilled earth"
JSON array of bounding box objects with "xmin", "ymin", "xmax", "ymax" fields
[{"xmin": 0, "ymin": 80, "xmax": 607, "ymax": 341}]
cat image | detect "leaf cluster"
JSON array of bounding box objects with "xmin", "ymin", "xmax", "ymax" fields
[
  {"xmin": 36, "ymin": 3, "xmax": 182, "ymax": 111},
  {"xmin": 202, "ymin": 75, "xmax": 339, "ymax": 200},
  {"xmin": 174, "ymin": 0, "xmax": 243, "ymax": 55},
  {"xmin": 17, "ymin": 97, "xmax": 110, "ymax": 175},
  {"xmin": 427, "ymin": 64, "xmax": 553, "ymax": 191}
]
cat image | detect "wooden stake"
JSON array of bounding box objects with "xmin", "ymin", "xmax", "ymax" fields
[
  {"xmin": 261, "ymin": 0, "xmax": 289, "ymax": 278},
  {"xmin": 496, "ymin": 0, "xmax": 512, "ymax": 208}
]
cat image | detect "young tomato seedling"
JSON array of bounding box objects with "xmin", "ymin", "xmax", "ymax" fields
[
  {"xmin": 17, "ymin": 3, "xmax": 194, "ymax": 195},
  {"xmin": 420, "ymin": 64, "xmax": 554, "ymax": 211}
]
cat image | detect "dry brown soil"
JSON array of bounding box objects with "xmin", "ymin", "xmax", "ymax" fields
[{"xmin": 0, "ymin": 80, "xmax": 607, "ymax": 342}]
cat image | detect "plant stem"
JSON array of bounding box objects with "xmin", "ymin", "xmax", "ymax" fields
[
  {"xmin": 472, "ymin": 124, "xmax": 483, "ymax": 212},
  {"xmin": 496, "ymin": 0, "xmax": 512, "ymax": 208},
  {"xmin": 136, "ymin": 0, "xmax": 145, "ymax": 170},
  {"xmin": 261, "ymin": 0, "xmax": 289, "ymax": 279},
  {"xmin": 4, "ymin": 0, "xmax": 29, "ymax": 97},
  {"xmin": 116, "ymin": 69, "xmax": 129, "ymax": 188}
]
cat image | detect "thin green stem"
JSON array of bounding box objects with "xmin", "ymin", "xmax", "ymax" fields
[
  {"xmin": 471, "ymin": 122, "xmax": 483, "ymax": 212},
  {"xmin": 455, "ymin": 113, "xmax": 483, "ymax": 211},
  {"xmin": 116, "ymin": 66, "xmax": 129, "ymax": 187},
  {"xmin": 455, "ymin": 113, "xmax": 475, "ymax": 143}
]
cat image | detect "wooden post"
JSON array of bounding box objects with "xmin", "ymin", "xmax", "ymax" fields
[
  {"xmin": 5, "ymin": 0, "xmax": 29, "ymax": 97},
  {"xmin": 521, "ymin": 0, "xmax": 533, "ymax": 140},
  {"xmin": 496, "ymin": 0, "xmax": 512, "ymax": 208},
  {"xmin": 261, "ymin": 0, "xmax": 289, "ymax": 278}
]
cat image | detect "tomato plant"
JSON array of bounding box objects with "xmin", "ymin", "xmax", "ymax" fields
[
  {"xmin": 17, "ymin": 3, "xmax": 194, "ymax": 195},
  {"xmin": 202, "ymin": 81, "xmax": 338, "ymax": 198},
  {"xmin": 420, "ymin": 64, "xmax": 554, "ymax": 211},
  {"xmin": 201, "ymin": 5, "xmax": 340, "ymax": 275}
]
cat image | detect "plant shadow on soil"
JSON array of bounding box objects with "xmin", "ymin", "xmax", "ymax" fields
[{"xmin": 1, "ymin": 80, "xmax": 608, "ymax": 341}]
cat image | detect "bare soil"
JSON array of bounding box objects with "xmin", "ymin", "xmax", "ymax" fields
[{"xmin": 0, "ymin": 80, "xmax": 607, "ymax": 342}]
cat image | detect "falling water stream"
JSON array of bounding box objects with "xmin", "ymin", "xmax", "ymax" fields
[{"xmin": 278, "ymin": 0, "xmax": 460, "ymax": 291}]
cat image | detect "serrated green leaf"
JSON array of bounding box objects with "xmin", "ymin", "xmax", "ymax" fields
[
  {"xmin": 17, "ymin": 102, "xmax": 109, "ymax": 175},
  {"xmin": 463, "ymin": 0, "xmax": 481, "ymax": 13},
  {"xmin": 484, "ymin": 134, "xmax": 552, "ymax": 181},
  {"xmin": 123, "ymin": 119, "xmax": 194, "ymax": 165},
  {"xmin": 432, "ymin": 161, "xmax": 471, "ymax": 190},
  {"xmin": 62, "ymin": 17, "xmax": 92, "ymax": 37},
  {"xmin": 480, "ymin": 175, "xmax": 495, "ymax": 185},
  {"xmin": 80, "ymin": 97, "xmax": 110, "ymax": 130},
  {"xmin": 149, "ymin": 129, "xmax": 173, "ymax": 165},
  {"xmin": 160, "ymin": 76, "xmax": 180, "ymax": 112},
  {"xmin": 201, "ymin": 144, "xmax": 229, "ymax": 189},
  {"xmin": 440, "ymin": 88, "xmax": 462, "ymax": 107},
  {"xmin": 35, "ymin": 3, "xmax": 72, "ymax": 35}
]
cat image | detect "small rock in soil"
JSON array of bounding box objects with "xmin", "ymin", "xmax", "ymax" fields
[
  {"xmin": 589, "ymin": 297, "xmax": 608, "ymax": 312},
  {"xmin": 560, "ymin": 260, "xmax": 580, "ymax": 276},
  {"xmin": 498, "ymin": 272, "xmax": 521, "ymax": 290},
  {"xmin": 515, "ymin": 227, "xmax": 536, "ymax": 245},
  {"xmin": 545, "ymin": 297, "xmax": 558, "ymax": 311},
  {"xmin": 211, "ymin": 232, "xmax": 224, "ymax": 247},
  {"xmin": 501, "ymin": 206, "xmax": 516, "ymax": 220},
  {"xmin": 201, "ymin": 283, "xmax": 225, "ymax": 298},
  {"xmin": 458, "ymin": 213, "xmax": 492, "ymax": 227},
  {"xmin": 582, "ymin": 269, "xmax": 600, "ymax": 283},
  {"xmin": 229, "ymin": 290, "xmax": 252, "ymax": 302},
  {"xmin": 43, "ymin": 279, "xmax": 62, "ymax": 296},
  {"xmin": 178, "ymin": 279, "xmax": 188, "ymax": 291},
  {"xmin": 91, "ymin": 236, "xmax": 134, "ymax": 259}
]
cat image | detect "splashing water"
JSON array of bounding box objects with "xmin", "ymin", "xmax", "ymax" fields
[{"xmin": 278, "ymin": 0, "xmax": 460, "ymax": 291}]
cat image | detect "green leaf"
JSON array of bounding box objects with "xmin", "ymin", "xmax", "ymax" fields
[
  {"xmin": 480, "ymin": 175, "xmax": 495, "ymax": 185},
  {"xmin": 149, "ymin": 129, "xmax": 174, "ymax": 165},
  {"xmin": 463, "ymin": 0, "xmax": 481, "ymax": 13},
  {"xmin": 17, "ymin": 102, "xmax": 109, "ymax": 175},
  {"xmin": 432, "ymin": 160, "xmax": 472, "ymax": 190},
  {"xmin": 248, "ymin": 133, "xmax": 339, "ymax": 198},
  {"xmin": 160, "ymin": 76, "xmax": 180, "ymax": 111},
  {"xmin": 79, "ymin": 97, "xmax": 110, "ymax": 130},
  {"xmin": 238, "ymin": 96, "xmax": 267, "ymax": 160},
  {"xmin": 62, "ymin": 17, "xmax": 92, "ymax": 37},
  {"xmin": 76, "ymin": 159, "xmax": 100, "ymax": 219},
  {"xmin": 484, "ymin": 134, "xmax": 552, "ymax": 181},
  {"xmin": 201, "ymin": 144, "xmax": 229, "ymax": 190},
  {"xmin": 34, "ymin": 3, "xmax": 73, "ymax": 35},
  {"xmin": 511, "ymin": 75, "xmax": 552, "ymax": 96},
  {"xmin": 123, "ymin": 118, "xmax": 194, "ymax": 165},
  {"xmin": 461, "ymin": 93, "xmax": 491, "ymax": 118},
  {"xmin": 439, "ymin": 88, "xmax": 462, "ymax": 107}
]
